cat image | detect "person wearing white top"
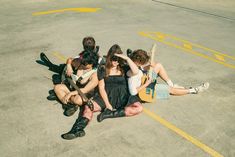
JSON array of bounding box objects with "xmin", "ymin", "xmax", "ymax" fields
[{"xmin": 127, "ymin": 49, "xmax": 209, "ymax": 99}]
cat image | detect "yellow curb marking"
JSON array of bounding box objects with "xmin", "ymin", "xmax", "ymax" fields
[
  {"xmin": 52, "ymin": 51, "xmax": 224, "ymax": 157},
  {"xmin": 143, "ymin": 108, "xmax": 224, "ymax": 157},
  {"xmin": 139, "ymin": 31, "xmax": 235, "ymax": 69},
  {"xmin": 32, "ymin": 8, "xmax": 101, "ymax": 16}
]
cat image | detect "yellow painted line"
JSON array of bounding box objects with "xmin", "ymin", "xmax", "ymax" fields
[
  {"xmin": 52, "ymin": 52, "xmax": 66, "ymax": 62},
  {"xmin": 51, "ymin": 51, "xmax": 224, "ymax": 156},
  {"xmin": 32, "ymin": 8, "xmax": 101, "ymax": 16},
  {"xmin": 183, "ymin": 43, "xmax": 193, "ymax": 50},
  {"xmin": 139, "ymin": 32, "xmax": 235, "ymax": 69},
  {"xmin": 214, "ymin": 54, "xmax": 225, "ymax": 62},
  {"xmin": 143, "ymin": 108, "xmax": 224, "ymax": 157},
  {"xmin": 156, "ymin": 32, "xmax": 235, "ymax": 60}
]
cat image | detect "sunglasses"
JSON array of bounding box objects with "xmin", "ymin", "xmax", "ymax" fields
[{"xmin": 110, "ymin": 56, "xmax": 120, "ymax": 62}]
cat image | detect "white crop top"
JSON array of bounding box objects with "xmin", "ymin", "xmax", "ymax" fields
[{"xmin": 126, "ymin": 69, "xmax": 143, "ymax": 95}]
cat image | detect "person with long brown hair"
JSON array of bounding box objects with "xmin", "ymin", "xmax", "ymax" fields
[{"xmin": 61, "ymin": 44, "xmax": 143, "ymax": 140}]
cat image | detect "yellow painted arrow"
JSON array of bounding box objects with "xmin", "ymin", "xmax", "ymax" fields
[{"xmin": 32, "ymin": 8, "xmax": 101, "ymax": 16}]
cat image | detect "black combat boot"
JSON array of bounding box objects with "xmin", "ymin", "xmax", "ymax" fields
[
  {"xmin": 97, "ymin": 109, "xmax": 126, "ymax": 122},
  {"xmin": 40, "ymin": 52, "xmax": 65, "ymax": 74},
  {"xmin": 61, "ymin": 117, "xmax": 89, "ymax": 140},
  {"xmin": 47, "ymin": 90, "xmax": 57, "ymax": 101},
  {"xmin": 63, "ymin": 103, "xmax": 78, "ymax": 117}
]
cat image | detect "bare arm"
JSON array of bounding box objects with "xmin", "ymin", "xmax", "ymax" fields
[
  {"xmin": 136, "ymin": 78, "xmax": 152, "ymax": 93},
  {"xmin": 80, "ymin": 72, "xmax": 98, "ymax": 94},
  {"xmin": 66, "ymin": 57, "xmax": 73, "ymax": 64},
  {"xmin": 68, "ymin": 72, "xmax": 98, "ymax": 96},
  {"xmin": 98, "ymin": 79, "xmax": 113, "ymax": 110},
  {"xmin": 115, "ymin": 54, "xmax": 139, "ymax": 76},
  {"xmin": 128, "ymin": 71, "xmax": 152, "ymax": 95},
  {"xmin": 66, "ymin": 58, "xmax": 74, "ymax": 76}
]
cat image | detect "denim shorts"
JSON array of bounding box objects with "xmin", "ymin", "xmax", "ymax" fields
[{"xmin": 156, "ymin": 84, "xmax": 170, "ymax": 99}]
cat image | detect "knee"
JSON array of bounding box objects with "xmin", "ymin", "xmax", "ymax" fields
[
  {"xmin": 54, "ymin": 84, "xmax": 63, "ymax": 93},
  {"xmin": 126, "ymin": 102, "xmax": 143, "ymax": 116},
  {"xmin": 154, "ymin": 63, "xmax": 163, "ymax": 73},
  {"xmin": 72, "ymin": 96, "xmax": 83, "ymax": 106},
  {"xmin": 136, "ymin": 103, "xmax": 143, "ymax": 114},
  {"xmin": 155, "ymin": 63, "xmax": 163, "ymax": 69}
]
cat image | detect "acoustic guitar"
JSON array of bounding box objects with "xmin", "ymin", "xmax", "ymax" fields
[{"xmin": 138, "ymin": 44, "xmax": 157, "ymax": 103}]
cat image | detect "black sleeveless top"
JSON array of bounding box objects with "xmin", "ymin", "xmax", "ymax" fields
[{"xmin": 93, "ymin": 65, "xmax": 140, "ymax": 110}]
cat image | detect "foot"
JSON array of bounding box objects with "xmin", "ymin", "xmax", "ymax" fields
[
  {"xmin": 40, "ymin": 52, "xmax": 53, "ymax": 67},
  {"xmin": 196, "ymin": 82, "xmax": 210, "ymax": 93},
  {"xmin": 47, "ymin": 92, "xmax": 57, "ymax": 101},
  {"xmin": 61, "ymin": 129, "xmax": 85, "ymax": 140},
  {"xmin": 194, "ymin": 82, "xmax": 210, "ymax": 93},
  {"xmin": 97, "ymin": 109, "xmax": 113, "ymax": 122},
  {"xmin": 61, "ymin": 117, "xmax": 89, "ymax": 140},
  {"xmin": 63, "ymin": 104, "xmax": 78, "ymax": 117}
]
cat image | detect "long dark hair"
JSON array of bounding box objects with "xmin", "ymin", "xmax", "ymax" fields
[
  {"xmin": 105, "ymin": 44, "xmax": 125, "ymax": 77},
  {"xmin": 80, "ymin": 50, "xmax": 99, "ymax": 68}
]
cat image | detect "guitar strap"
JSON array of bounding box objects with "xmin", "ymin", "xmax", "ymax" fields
[{"xmin": 71, "ymin": 68, "xmax": 97, "ymax": 82}]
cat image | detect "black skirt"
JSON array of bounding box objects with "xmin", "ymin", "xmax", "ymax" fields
[{"xmin": 93, "ymin": 75, "xmax": 140, "ymax": 110}]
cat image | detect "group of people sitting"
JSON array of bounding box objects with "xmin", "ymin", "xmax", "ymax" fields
[{"xmin": 41, "ymin": 36, "xmax": 209, "ymax": 140}]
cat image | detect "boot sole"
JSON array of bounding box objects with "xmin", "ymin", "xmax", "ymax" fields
[
  {"xmin": 97, "ymin": 114, "xmax": 103, "ymax": 122},
  {"xmin": 61, "ymin": 131, "xmax": 85, "ymax": 140}
]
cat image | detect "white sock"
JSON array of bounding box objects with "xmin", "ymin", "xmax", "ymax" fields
[{"xmin": 166, "ymin": 80, "xmax": 174, "ymax": 87}]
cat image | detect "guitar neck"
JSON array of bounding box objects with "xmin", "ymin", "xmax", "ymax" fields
[
  {"xmin": 148, "ymin": 66, "xmax": 153, "ymax": 78},
  {"xmin": 67, "ymin": 78, "xmax": 88, "ymax": 101},
  {"xmin": 148, "ymin": 44, "xmax": 156, "ymax": 78}
]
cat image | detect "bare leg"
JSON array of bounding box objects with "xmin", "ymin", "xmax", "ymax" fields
[
  {"xmin": 153, "ymin": 63, "xmax": 171, "ymax": 83},
  {"xmin": 61, "ymin": 101, "xmax": 101, "ymax": 140},
  {"xmin": 54, "ymin": 84, "xmax": 70, "ymax": 103},
  {"xmin": 125, "ymin": 102, "xmax": 143, "ymax": 116},
  {"xmin": 82, "ymin": 101, "xmax": 102, "ymax": 120},
  {"xmin": 169, "ymin": 87, "xmax": 189, "ymax": 96},
  {"xmin": 97, "ymin": 102, "xmax": 143, "ymax": 122},
  {"xmin": 70, "ymin": 95, "xmax": 83, "ymax": 106}
]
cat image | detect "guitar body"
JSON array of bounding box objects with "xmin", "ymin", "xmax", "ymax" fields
[
  {"xmin": 138, "ymin": 74, "xmax": 157, "ymax": 103},
  {"xmin": 138, "ymin": 44, "xmax": 157, "ymax": 103}
]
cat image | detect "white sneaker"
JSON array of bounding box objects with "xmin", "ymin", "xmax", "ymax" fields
[{"xmin": 195, "ymin": 82, "xmax": 210, "ymax": 93}]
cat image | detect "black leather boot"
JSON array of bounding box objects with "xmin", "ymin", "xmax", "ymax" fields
[
  {"xmin": 97, "ymin": 109, "xmax": 126, "ymax": 122},
  {"xmin": 47, "ymin": 90, "xmax": 57, "ymax": 101},
  {"xmin": 63, "ymin": 103, "xmax": 78, "ymax": 117},
  {"xmin": 61, "ymin": 117, "xmax": 89, "ymax": 140}
]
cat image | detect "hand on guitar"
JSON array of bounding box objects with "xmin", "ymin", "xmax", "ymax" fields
[{"xmin": 144, "ymin": 76, "xmax": 153, "ymax": 87}]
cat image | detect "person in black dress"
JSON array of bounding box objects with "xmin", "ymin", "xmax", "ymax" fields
[{"xmin": 61, "ymin": 44, "xmax": 143, "ymax": 140}]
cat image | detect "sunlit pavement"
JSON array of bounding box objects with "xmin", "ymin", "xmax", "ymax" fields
[{"xmin": 0, "ymin": 0, "xmax": 234, "ymax": 156}]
